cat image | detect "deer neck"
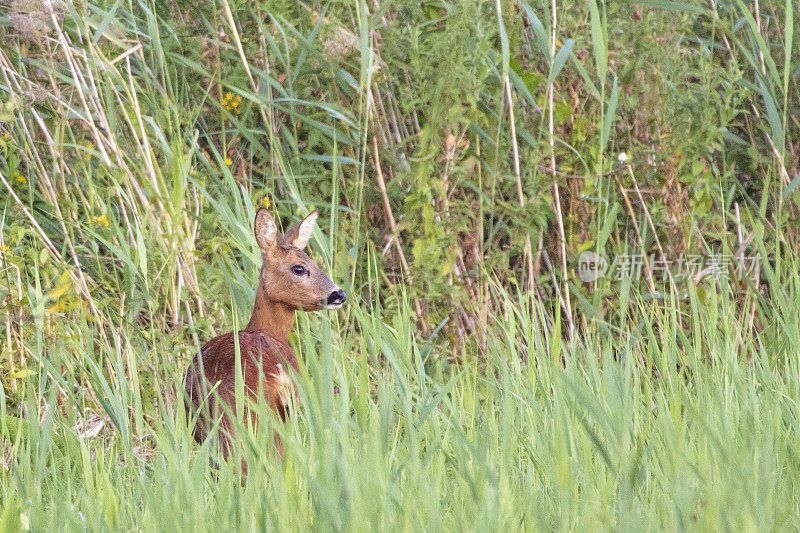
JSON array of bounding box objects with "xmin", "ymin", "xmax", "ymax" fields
[{"xmin": 245, "ymin": 284, "xmax": 295, "ymax": 342}]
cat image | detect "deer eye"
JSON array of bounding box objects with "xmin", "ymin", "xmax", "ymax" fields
[{"xmin": 290, "ymin": 265, "xmax": 307, "ymax": 276}]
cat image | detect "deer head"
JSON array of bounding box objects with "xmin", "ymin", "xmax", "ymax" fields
[{"xmin": 252, "ymin": 208, "xmax": 346, "ymax": 314}]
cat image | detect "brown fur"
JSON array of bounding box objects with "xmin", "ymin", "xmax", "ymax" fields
[{"xmin": 184, "ymin": 208, "xmax": 343, "ymax": 461}]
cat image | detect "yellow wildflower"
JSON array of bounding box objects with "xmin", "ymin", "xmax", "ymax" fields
[
  {"xmin": 224, "ymin": 157, "xmax": 233, "ymax": 166},
  {"xmin": 1, "ymin": 133, "xmax": 9, "ymax": 140},
  {"xmin": 93, "ymin": 215, "xmax": 109, "ymax": 227},
  {"xmin": 12, "ymin": 171, "xmax": 26, "ymax": 183},
  {"xmin": 77, "ymin": 139, "xmax": 94, "ymax": 151},
  {"xmin": 77, "ymin": 140, "xmax": 94, "ymax": 162},
  {"xmin": 254, "ymin": 196, "xmax": 271, "ymax": 210},
  {"xmin": 222, "ymin": 92, "xmax": 242, "ymax": 111},
  {"xmin": 0, "ymin": 244, "xmax": 10, "ymax": 254}
]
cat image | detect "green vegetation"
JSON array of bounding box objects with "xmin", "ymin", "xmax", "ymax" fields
[{"xmin": 1, "ymin": 0, "xmax": 798, "ymax": 529}]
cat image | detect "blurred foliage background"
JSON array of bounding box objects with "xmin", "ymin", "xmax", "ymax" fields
[
  {"xmin": 0, "ymin": 0, "xmax": 797, "ymax": 354},
  {"xmin": 0, "ymin": 0, "xmax": 799, "ymax": 527}
]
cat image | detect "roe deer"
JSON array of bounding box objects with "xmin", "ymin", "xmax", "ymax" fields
[{"xmin": 185, "ymin": 208, "xmax": 346, "ymax": 458}]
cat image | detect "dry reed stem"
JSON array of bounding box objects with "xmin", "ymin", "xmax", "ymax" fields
[
  {"xmin": 109, "ymin": 43, "xmax": 142, "ymax": 65},
  {"xmin": 495, "ymin": 0, "xmax": 537, "ymax": 318},
  {"xmin": 371, "ymin": 136, "xmax": 425, "ymax": 324},
  {"xmin": 49, "ymin": 13, "xmax": 113, "ymax": 168},
  {"xmin": 626, "ymin": 164, "xmax": 683, "ymax": 326},
  {"xmin": 504, "ymin": 76, "xmax": 536, "ymax": 291},
  {"xmin": 0, "ymin": 51, "xmax": 81, "ymax": 119},
  {"xmin": 748, "ymin": 102, "xmax": 792, "ymax": 187},
  {"xmin": 373, "ymin": 87, "xmax": 394, "ymax": 146},
  {"xmin": 126, "ymin": 58, "xmax": 162, "ymax": 204},
  {"xmin": 50, "ymin": 15, "xmax": 151, "ymax": 236},
  {"xmin": 100, "ymin": 54, "xmax": 151, "ymax": 212},
  {"xmin": 548, "ymin": 0, "xmax": 574, "ymax": 340},
  {"xmin": 541, "ymin": 250, "xmax": 571, "ymax": 330},
  {"xmin": 613, "ymin": 175, "xmax": 657, "ymax": 295}
]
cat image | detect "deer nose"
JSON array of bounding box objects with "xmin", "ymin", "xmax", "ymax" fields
[{"xmin": 327, "ymin": 289, "xmax": 347, "ymax": 306}]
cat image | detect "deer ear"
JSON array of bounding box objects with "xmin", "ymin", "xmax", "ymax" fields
[
  {"xmin": 254, "ymin": 208, "xmax": 278, "ymax": 254},
  {"xmin": 282, "ymin": 209, "xmax": 318, "ymax": 250}
]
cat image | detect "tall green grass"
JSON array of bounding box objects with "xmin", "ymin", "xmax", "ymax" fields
[{"xmin": 3, "ymin": 270, "xmax": 800, "ymax": 529}]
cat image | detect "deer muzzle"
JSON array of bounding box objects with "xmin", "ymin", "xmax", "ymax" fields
[{"xmin": 325, "ymin": 289, "xmax": 347, "ymax": 309}]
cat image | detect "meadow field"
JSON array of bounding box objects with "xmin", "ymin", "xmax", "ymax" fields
[{"xmin": 1, "ymin": 0, "xmax": 799, "ymax": 530}]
